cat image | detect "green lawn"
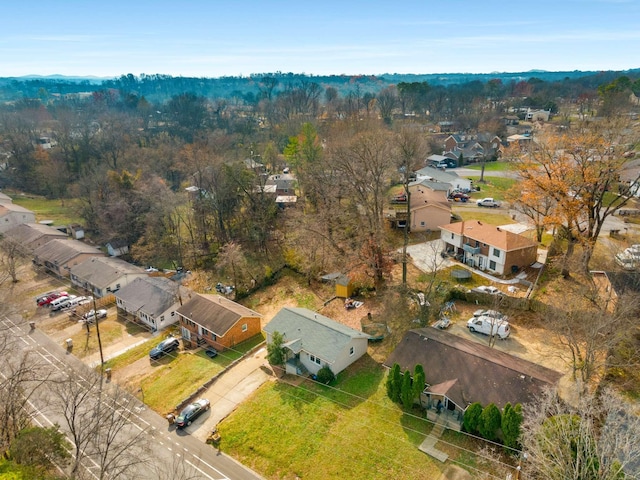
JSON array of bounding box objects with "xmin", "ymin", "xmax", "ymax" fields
[
  {"xmin": 142, "ymin": 352, "xmax": 226, "ymax": 413},
  {"xmin": 468, "ymin": 177, "xmax": 516, "ymax": 201},
  {"xmin": 7, "ymin": 192, "xmax": 83, "ymax": 226},
  {"xmin": 464, "ymin": 161, "xmax": 513, "ymax": 172},
  {"xmin": 218, "ymin": 356, "xmax": 447, "ymax": 480},
  {"xmin": 452, "ymin": 210, "xmax": 515, "ymax": 225},
  {"xmin": 134, "ymin": 334, "xmax": 264, "ymax": 413}
]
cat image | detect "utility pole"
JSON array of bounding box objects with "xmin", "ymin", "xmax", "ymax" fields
[{"xmin": 93, "ymin": 293, "xmax": 105, "ymax": 371}]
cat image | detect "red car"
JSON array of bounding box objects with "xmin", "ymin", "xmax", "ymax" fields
[
  {"xmin": 38, "ymin": 291, "xmax": 68, "ymax": 307},
  {"xmin": 449, "ymin": 192, "xmax": 470, "ymax": 202}
]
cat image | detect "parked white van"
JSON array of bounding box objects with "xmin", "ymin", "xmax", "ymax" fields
[
  {"xmin": 66, "ymin": 296, "xmax": 88, "ymax": 309},
  {"xmin": 51, "ymin": 295, "xmax": 76, "ymax": 311},
  {"xmin": 467, "ymin": 315, "xmax": 510, "ymax": 339}
]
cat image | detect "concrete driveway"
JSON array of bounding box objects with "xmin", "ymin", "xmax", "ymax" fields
[
  {"xmin": 405, "ymin": 240, "xmax": 455, "ymax": 273},
  {"xmin": 181, "ymin": 346, "xmax": 273, "ymax": 441}
]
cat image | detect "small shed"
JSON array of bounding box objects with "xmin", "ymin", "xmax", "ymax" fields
[
  {"xmin": 335, "ymin": 274, "xmax": 354, "ymax": 298},
  {"xmin": 106, "ymin": 238, "xmax": 130, "ymax": 257},
  {"xmin": 68, "ymin": 223, "xmax": 85, "ymax": 240},
  {"xmin": 320, "ymin": 272, "xmax": 355, "ymax": 298}
]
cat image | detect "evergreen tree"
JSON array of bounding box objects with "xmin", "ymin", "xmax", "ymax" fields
[
  {"xmin": 386, "ymin": 363, "xmax": 402, "ymax": 403},
  {"xmin": 479, "ymin": 403, "xmax": 502, "ymax": 441},
  {"xmin": 502, "ymin": 403, "xmax": 523, "ymax": 450},
  {"xmin": 401, "ymin": 369, "xmax": 413, "ymax": 410},
  {"xmin": 266, "ymin": 331, "xmax": 286, "ymax": 366},
  {"xmin": 463, "ymin": 402, "xmax": 483, "ymax": 434},
  {"xmin": 413, "ymin": 364, "xmax": 426, "ymax": 406}
]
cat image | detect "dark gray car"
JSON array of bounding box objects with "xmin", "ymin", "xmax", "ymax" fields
[{"xmin": 149, "ymin": 337, "xmax": 180, "ymax": 360}]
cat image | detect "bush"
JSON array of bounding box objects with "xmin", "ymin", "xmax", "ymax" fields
[
  {"xmin": 479, "ymin": 403, "xmax": 502, "ymax": 442},
  {"xmin": 316, "ymin": 366, "xmax": 335, "ymax": 384},
  {"xmin": 386, "ymin": 363, "xmax": 402, "ymax": 403},
  {"xmin": 502, "ymin": 402, "xmax": 523, "ymax": 450},
  {"xmin": 463, "ymin": 402, "xmax": 483, "ymax": 434}
]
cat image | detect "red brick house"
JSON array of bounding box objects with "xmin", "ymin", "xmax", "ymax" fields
[
  {"xmin": 439, "ymin": 220, "xmax": 537, "ymax": 275},
  {"xmin": 176, "ymin": 293, "xmax": 262, "ymax": 350}
]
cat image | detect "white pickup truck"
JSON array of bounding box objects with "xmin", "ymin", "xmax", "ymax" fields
[{"xmin": 477, "ymin": 197, "xmax": 501, "ymax": 208}]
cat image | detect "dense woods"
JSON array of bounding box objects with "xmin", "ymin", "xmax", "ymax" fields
[{"xmin": 1, "ymin": 70, "xmax": 639, "ymax": 290}]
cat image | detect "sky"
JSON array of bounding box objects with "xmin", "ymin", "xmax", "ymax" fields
[{"xmin": 1, "ymin": 0, "xmax": 639, "ymax": 79}]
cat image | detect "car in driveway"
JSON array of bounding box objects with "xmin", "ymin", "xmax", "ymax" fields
[
  {"xmin": 449, "ymin": 192, "xmax": 470, "ymax": 202},
  {"xmin": 149, "ymin": 336, "xmax": 180, "ymax": 360},
  {"xmin": 476, "ymin": 197, "xmax": 501, "ymax": 208},
  {"xmin": 175, "ymin": 398, "xmax": 210, "ymax": 428},
  {"xmin": 38, "ymin": 291, "xmax": 69, "ymax": 307},
  {"xmin": 471, "ymin": 285, "xmax": 503, "ymax": 295},
  {"xmin": 467, "ymin": 315, "xmax": 510, "ymax": 339},
  {"xmin": 82, "ymin": 309, "xmax": 108, "ymax": 323}
]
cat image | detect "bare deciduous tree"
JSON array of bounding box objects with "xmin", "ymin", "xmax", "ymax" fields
[
  {"xmin": 544, "ymin": 288, "xmax": 638, "ymax": 390},
  {"xmin": 0, "ymin": 333, "xmax": 51, "ymax": 453},
  {"xmin": 520, "ymin": 387, "xmax": 640, "ymax": 480},
  {"xmin": 51, "ymin": 371, "xmax": 150, "ymax": 479}
]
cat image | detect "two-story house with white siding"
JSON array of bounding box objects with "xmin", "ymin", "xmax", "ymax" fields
[{"xmin": 439, "ymin": 220, "xmax": 537, "ymax": 275}]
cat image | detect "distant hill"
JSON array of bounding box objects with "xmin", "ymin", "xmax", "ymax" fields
[{"xmin": 1, "ymin": 69, "xmax": 639, "ymax": 104}]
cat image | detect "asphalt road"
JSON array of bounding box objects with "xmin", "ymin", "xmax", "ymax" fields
[{"xmin": 1, "ymin": 313, "xmax": 264, "ymax": 480}]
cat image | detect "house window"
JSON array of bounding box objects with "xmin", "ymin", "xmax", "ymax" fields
[
  {"xmin": 160, "ymin": 315, "xmax": 164, "ymax": 323},
  {"xmin": 475, "ymin": 241, "xmax": 480, "ymax": 247},
  {"xmin": 350, "ymin": 346, "xmax": 355, "ymax": 356},
  {"xmin": 171, "ymin": 311, "xmax": 175, "ymax": 316},
  {"xmin": 493, "ymin": 248, "xmax": 500, "ymax": 257},
  {"xmin": 489, "ymin": 260, "xmax": 496, "ymax": 270},
  {"xmin": 309, "ymin": 354, "xmax": 321, "ymax": 365},
  {"xmin": 420, "ymin": 221, "xmax": 425, "ymax": 227},
  {"xmin": 115, "ymin": 283, "xmax": 120, "ymax": 290},
  {"xmin": 242, "ymin": 323, "xmax": 248, "ymax": 332},
  {"xmin": 451, "ymin": 233, "xmax": 454, "ymax": 239}
]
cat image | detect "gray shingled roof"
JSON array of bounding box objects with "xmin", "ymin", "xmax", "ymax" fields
[
  {"xmin": 70, "ymin": 257, "xmax": 145, "ymax": 289},
  {"xmin": 33, "ymin": 238, "xmax": 104, "ymax": 265},
  {"xmin": 414, "ymin": 166, "xmax": 460, "ymax": 183},
  {"xmin": 409, "ymin": 179, "xmax": 451, "ymax": 192},
  {"xmin": 114, "ymin": 276, "xmax": 180, "ymax": 317},
  {"xmin": 4, "ymin": 223, "xmax": 66, "ymax": 247},
  {"xmin": 177, "ymin": 294, "xmax": 262, "ymax": 336},
  {"xmin": 264, "ymin": 307, "xmax": 370, "ymax": 364},
  {"xmin": 384, "ymin": 328, "xmax": 561, "ymax": 410}
]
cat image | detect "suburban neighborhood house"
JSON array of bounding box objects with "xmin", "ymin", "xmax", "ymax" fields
[
  {"xmin": 32, "ymin": 238, "xmax": 105, "ymax": 277},
  {"xmin": 264, "ymin": 307, "xmax": 371, "ymax": 376},
  {"xmin": 177, "ymin": 293, "xmax": 262, "ymax": 351},
  {"xmin": 3, "ymin": 223, "xmax": 67, "ymax": 252},
  {"xmin": 408, "ymin": 184, "xmax": 452, "ymax": 232},
  {"xmin": 384, "ymin": 328, "xmax": 561, "ymax": 422},
  {"xmin": 114, "ymin": 276, "xmax": 183, "ymax": 332},
  {"xmin": 0, "ymin": 202, "xmax": 36, "ymax": 233},
  {"xmin": 439, "ymin": 220, "xmax": 538, "ymax": 275},
  {"xmin": 414, "ymin": 166, "xmax": 473, "ymax": 193},
  {"xmin": 385, "ymin": 182, "xmax": 452, "ymax": 232},
  {"xmin": 70, "ymin": 256, "xmax": 147, "ymax": 297}
]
